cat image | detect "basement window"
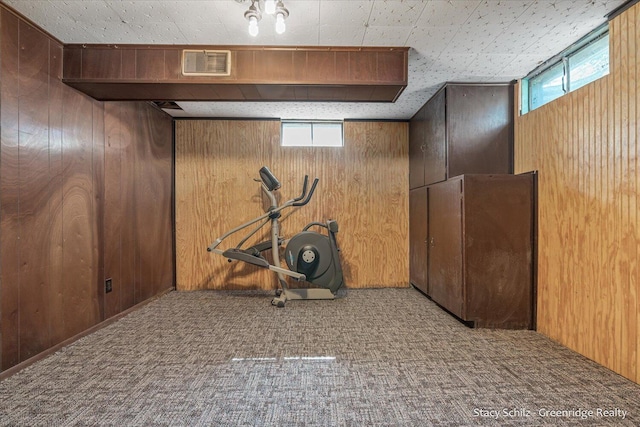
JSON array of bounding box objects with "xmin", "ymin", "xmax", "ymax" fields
[
  {"xmin": 521, "ymin": 24, "xmax": 609, "ymax": 114},
  {"xmin": 281, "ymin": 120, "xmax": 344, "ymax": 147}
]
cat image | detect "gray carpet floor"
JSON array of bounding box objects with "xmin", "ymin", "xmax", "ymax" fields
[{"xmin": 1, "ymin": 288, "xmax": 639, "ymax": 426}]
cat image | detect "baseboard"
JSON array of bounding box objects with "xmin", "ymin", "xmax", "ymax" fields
[{"xmin": 0, "ymin": 287, "xmax": 174, "ymax": 381}]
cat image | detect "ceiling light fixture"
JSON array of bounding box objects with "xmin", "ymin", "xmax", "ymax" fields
[{"xmin": 243, "ymin": 0, "xmax": 289, "ymax": 37}]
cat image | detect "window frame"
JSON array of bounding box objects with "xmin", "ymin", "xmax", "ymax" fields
[
  {"xmin": 280, "ymin": 120, "xmax": 344, "ymax": 148},
  {"xmin": 521, "ymin": 24, "xmax": 609, "ymax": 114}
]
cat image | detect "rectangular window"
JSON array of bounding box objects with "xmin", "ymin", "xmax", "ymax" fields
[
  {"xmin": 281, "ymin": 120, "xmax": 344, "ymax": 147},
  {"xmin": 522, "ymin": 25, "xmax": 609, "ymax": 114},
  {"xmin": 530, "ymin": 61, "xmax": 565, "ymax": 110},
  {"xmin": 567, "ymin": 34, "xmax": 609, "ymax": 92}
]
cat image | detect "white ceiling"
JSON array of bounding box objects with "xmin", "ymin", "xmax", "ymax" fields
[{"xmin": 3, "ymin": 0, "xmax": 627, "ymax": 119}]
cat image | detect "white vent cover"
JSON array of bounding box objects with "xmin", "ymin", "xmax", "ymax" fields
[{"xmin": 182, "ymin": 50, "xmax": 231, "ymax": 76}]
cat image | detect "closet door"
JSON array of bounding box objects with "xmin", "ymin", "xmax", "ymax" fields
[
  {"xmin": 409, "ymin": 105, "xmax": 426, "ymax": 189},
  {"xmin": 427, "ymin": 178, "xmax": 463, "ymax": 317},
  {"xmin": 423, "ymin": 88, "xmax": 446, "ymax": 186},
  {"xmin": 446, "ymin": 84, "xmax": 513, "ymax": 178},
  {"xmin": 409, "ymin": 187, "xmax": 428, "ymax": 294}
]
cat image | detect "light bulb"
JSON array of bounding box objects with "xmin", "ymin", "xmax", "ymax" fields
[
  {"xmin": 248, "ymin": 16, "xmax": 259, "ymax": 37},
  {"xmin": 275, "ymin": 12, "xmax": 286, "ymax": 34},
  {"xmin": 265, "ymin": 0, "xmax": 276, "ymax": 14}
]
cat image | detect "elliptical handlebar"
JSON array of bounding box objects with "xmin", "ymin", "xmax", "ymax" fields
[
  {"xmin": 292, "ymin": 175, "xmax": 309, "ymax": 203},
  {"xmin": 293, "ymin": 177, "xmax": 319, "ymax": 206},
  {"xmin": 206, "ymin": 168, "xmax": 319, "ymax": 252}
]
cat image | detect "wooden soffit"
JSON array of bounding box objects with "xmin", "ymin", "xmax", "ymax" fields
[{"xmin": 62, "ymin": 45, "xmax": 409, "ymax": 102}]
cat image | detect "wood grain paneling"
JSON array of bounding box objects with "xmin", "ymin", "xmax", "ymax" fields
[
  {"xmin": 0, "ymin": 4, "xmax": 175, "ymax": 372},
  {"xmin": 514, "ymin": 2, "xmax": 640, "ymax": 383},
  {"xmin": 175, "ymin": 120, "xmax": 409, "ymax": 290},
  {"xmin": 61, "ymin": 45, "xmax": 408, "ymax": 102},
  {"xmin": 18, "ymin": 20, "xmax": 52, "ymax": 360},
  {"xmin": 60, "ymin": 86, "xmax": 101, "ymax": 339},
  {"xmin": 103, "ymin": 103, "xmax": 125, "ymax": 319},
  {"xmin": 103, "ymin": 102, "xmax": 174, "ymax": 313},
  {"xmin": 134, "ymin": 104, "xmax": 174, "ymax": 301},
  {"xmin": 92, "ymin": 99, "xmax": 106, "ymax": 322},
  {"xmin": 0, "ymin": 9, "xmax": 21, "ymax": 370},
  {"xmin": 48, "ymin": 39, "xmax": 66, "ymax": 348},
  {"xmin": 119, "ymin": 103, "xmax": 137, "ymax": 311}
]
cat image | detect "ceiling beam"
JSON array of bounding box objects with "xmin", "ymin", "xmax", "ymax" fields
[{"xmin": 62, "ymin": 45, "xmax": 408, "ymax": 102}]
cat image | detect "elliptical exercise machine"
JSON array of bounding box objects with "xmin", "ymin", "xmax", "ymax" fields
[{"xmin": 207, "ymin": 166, "xmax": 345, "ymax": 307}]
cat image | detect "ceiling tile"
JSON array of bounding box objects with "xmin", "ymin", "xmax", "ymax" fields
[
  {"xmin": 174, "ymin": 22, "xmax": 234, "ymax": 45},
  {"xmin": 363, "ymin": 25, "xmax": 412, "ymax": 46},
  {"xmin": 406, "ymin": 25, "xmax": 459, "ymax": 57},
  {"xmin": 500, "ymin": 54, "xmax": 547, "ymax": 77},
  {"xmin": 146, "ymin": 1, "xmax": 227, "ymax": 24},
  {"xmin": 416, "ymin": 0, "xmax": 482, "ymax": 27},
  {"xmin": 319, "ymin": 1, "xmax": 373, "ymax": 27},
  {"xmin": 368, "ymin": 1, "xmax": 427, "ymax": 27},
  {"xmin": 318, "ymin": 24, "xmax": 366, "ymax": 45}
]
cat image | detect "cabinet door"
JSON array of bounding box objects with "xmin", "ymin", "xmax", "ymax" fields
[
  {"xmin": 428, "ymin": 179, "xmax": 463, "ymax": 317},
  {"xmin": 409, "ymin": 105, "xmax": 426, "ymax": 189},
  {"xmin": 446, "ymin": 84, "xmax": 513, "ymax": 178},
  {"xmin": 409, "ymin": 187, "xmax": 428, "ymax": 294},
  {"xmin": 423, "ymin": 88, "xmax": 446, "ymax": 185}
]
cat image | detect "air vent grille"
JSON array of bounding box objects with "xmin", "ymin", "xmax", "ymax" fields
[{"xmin": 182, "ymin": 50, "xmax": 231, "ymax": 76}]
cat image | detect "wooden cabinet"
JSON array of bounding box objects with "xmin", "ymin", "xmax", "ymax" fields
[
  {"xmin": 408, "ymin": 81, "xmax": 530, "ymax": 328},
  {"xmin": 409, "ymin": 89, "xmax": 446, "ymax": 188},
  {"xmin": 409, "ymin": 187, "xmax": 428, "ymax": 294},
  {"xmin": 427, "ymin": 174, "xmax": 534, "ymax": 329},
  {"xmin": 409, "ymin": 83, "xmax": 513, "ymax": 189},
  {"xmin": 427, "ymin": 179, "xmax": 463, "ymax": 315}
]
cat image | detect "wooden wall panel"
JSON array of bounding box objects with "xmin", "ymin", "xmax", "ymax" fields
[
  {"xmin": 134, "ymin": 105, "xmax": 174, "ymax": 301},
  {"xmin": 514, "ymin": 2, "xmax": 640, "ymax": 383},
  {"xmin": 103, "ymin": 103, "xmax": 125, "ymax": 319},
  {"xmin": 175, "ymin": 120, "xmax": 409, "ymax": 291},
  {"xmin": 339, "ymin": 122, "xmax": 408, "ymax": 287},
  {"xmin": 175, "ymin": 120, "xmax": 276, "ymax": 290},
  {"xmin": 119, "ymin": 103, "xmax": 138, "ymax": 311},
  {"xmin": 48, "ymin": 39, "xmax": 65, "ymax": 348},
  {"xmin": 0, "ymin": 9, "xmax": 21, "ymax": 370},
  {"xmin": 103, "ymin": 102, "xmax": 174, "ymax": 312},
  {"xmin": 17, "ymin": 20, "xmax": 52, "ymax": 361},
  {"xmin": 0, "ymin": 4, "xmax": 175, "ymax": 372},
  {"xmin": 60, "ymin": 86, "xmax": 102, "ymax": 339},
  {"xmin": 93, "ymin": 100, "xmax": 106, "ymax": 322}
]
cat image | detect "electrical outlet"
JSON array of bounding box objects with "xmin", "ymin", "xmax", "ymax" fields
[{"xmin": 105, "ymin": 278, "xmax": 113, "ymax": 293}]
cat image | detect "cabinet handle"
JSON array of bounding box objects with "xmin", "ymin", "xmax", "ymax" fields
[
  {"xmin": 429, "ymin": 237, "xmax": 435, "ymax": 247},
  {"xmin": 420, "ymin": 144, "xmax": 426, "ymax": 152}
]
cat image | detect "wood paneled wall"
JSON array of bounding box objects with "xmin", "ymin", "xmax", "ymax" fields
[
  {"xmin": 103, "ymin": 103, "xmax": 174, "ymax": 319},
  {"xmin": 0, "ymin": 6, "xmax": 174, "ymax": 372},
  {"xmin": 514, "ymin": 3, "xmax": 639, "ymax": 383},
  {"xmin": 175, "ymin": 120, "xmax": 409, "ymax": 290}
]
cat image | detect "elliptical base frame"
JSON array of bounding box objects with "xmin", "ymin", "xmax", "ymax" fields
[{"xmin": 271, "ymin": 288, "xmax": 335, "ymax": 307}]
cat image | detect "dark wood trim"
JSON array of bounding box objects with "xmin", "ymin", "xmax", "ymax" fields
[
  {"xmin": 0, "ymin": 288, "xmax": 174, "ymax": 381},
  {"xmin": 173, "ymin": 117, "xmax": 281, "ymax": 121},
  {"xmin": 607, "ymin": 0, "xmax": 639, "ymax": 20},
  {"xmin": 64, "ymin": 44, "xmax": 409, "ymax": 53}
]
